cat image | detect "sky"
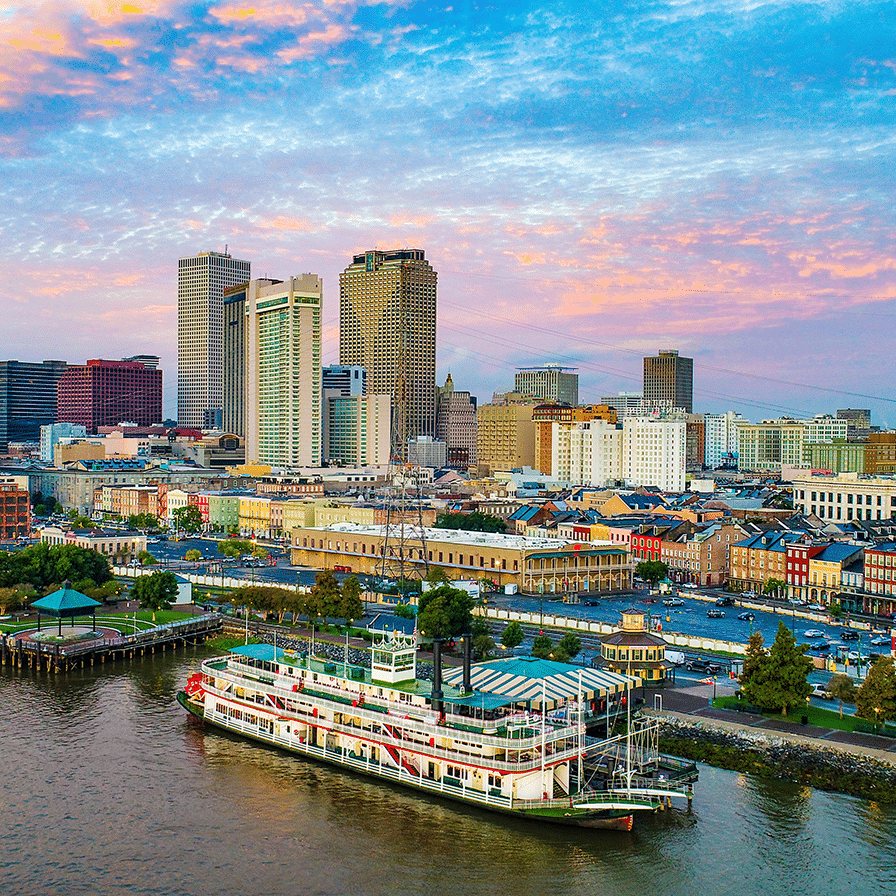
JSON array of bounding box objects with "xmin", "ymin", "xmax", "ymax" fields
[{"xmin": 1, "ymin": 0, "xmax": 895, "ymax": 424}]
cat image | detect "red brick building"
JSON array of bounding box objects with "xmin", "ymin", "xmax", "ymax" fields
[
  {"xmin": 57, "ymin": 359, "xmax": 162, "ymax": 433},
  {"xmin": 0, "ymin": 479, "xmax": 31, "ymax": 540}
]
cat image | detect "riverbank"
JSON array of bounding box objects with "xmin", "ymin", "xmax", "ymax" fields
[{"xmin": 648, "ymin": 689, "xmax": 896, "ymax": 803}]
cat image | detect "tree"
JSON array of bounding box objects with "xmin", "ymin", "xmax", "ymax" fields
[
  {"xmin": 763, "ymin": 578, "xmax": 786, "ymax": 598},
  {"xmin": 855, "ymin": 657, "xmax": 896, "ymax": 726},
  {"xmin": 132, "ymin": 572, "xmax": 178, "ymax": 618},
  {"xmin": 635, "ymin": 560, "xmax": 668, "ymax": 586},
  {"xmin": 416, "ymin": 584, "xmax": 474, "ymax": 640},
  {"xmin": 184, "ymin": 549, "xmax": 201, "ymax": 562},
  {"xmin": 425, "ymin": 566, "xmax": 450, "ymax": 586},
  {"xmin": 394, "ymin": 603, "xmax": 416, "ymax": 619},
  {"xmin": 739, "ymin": 631, "xmax": 768, "ymax": 706},
  {"xmin": 127, "ymin": 513, "xmax": 161, "ymax": 532},
  {"xmin": 137, "ymin": 550, "xmax": 157, "ymax": 565},
  {"xmin": 217, "ymin": 539, "xmax": 255, "ymax": 559},
  {"xmin": 172, "ymin": 505, "xmax": 204, "ymax": 534},
  {"xmin": 0, "ymin": 587, "xmax": 25, "ymax": 615},
  {"xmin": 471, "ymin": 616, "xmax": 495, "ymax": 660},
  {"xmin": 501, "ymin": 620, "xmax": 525, "ymax": 649},
  {"xmin": 531, "ymin": 633, "xmax": 553, "ymax": 659},
  {"xmin": 339, "ymin": 575, "xmax": 364, "ymax": 623},
  {"xmin": 558, "ymin": 631, "xmax": 582, "ymax": 660},
  {"xmin": 828, "ymin": 600, "xmax": 843, "ymax": 620},
  {"xmin": 826, "ymin": 673, "xmax": 856, "ymax": 718},
  {"xmin": 434, "ymin": 511, "xmax": 507, "ymax": 533},
  {"xmin": 310, "ymin": 570, "xmax": 342, "ymax": 625},
  {"xmin": 743, "ymin": 622, "xmax": 812, "ymax": 715}
]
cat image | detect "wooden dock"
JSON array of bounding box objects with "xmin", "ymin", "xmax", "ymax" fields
[{"xmin": 0, "ymin": 614, "xmax": 222, "ymax": 674}]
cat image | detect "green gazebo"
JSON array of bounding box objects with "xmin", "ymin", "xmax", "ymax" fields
[{"xmin": 32, "ymin": 582, "xmax": 102, "ymax": 636}]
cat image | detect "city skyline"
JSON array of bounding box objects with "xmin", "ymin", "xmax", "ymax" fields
[{"xmin": 1, "ymin": 2, "xmax": 894, "ymax": 424}]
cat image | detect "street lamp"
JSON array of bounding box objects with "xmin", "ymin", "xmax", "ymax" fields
[{"xmin": 345, "ymin": 618, "xmax": 353, "ymax": 676}]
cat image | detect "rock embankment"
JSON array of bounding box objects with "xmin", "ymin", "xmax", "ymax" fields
[{"xmin": 650, "ymin": 711, "xmax": 896, "ymax": 803}]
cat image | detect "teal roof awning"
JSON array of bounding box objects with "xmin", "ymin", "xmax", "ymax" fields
[
  {"xmin": 444, "ymin": 692, "xmax": 516, "ymax": 710},
  {"xmin": 229, "ymin": 644, "xmax": 286, "ymax": 662},
  {"xmin": 32, "ymin": 583, "xmax": 101, "ymax": 617}
]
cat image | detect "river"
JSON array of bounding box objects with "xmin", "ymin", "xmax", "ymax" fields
[{"xmin": 2, "ymin": 646, "xmax": 895, "ymax": 896}]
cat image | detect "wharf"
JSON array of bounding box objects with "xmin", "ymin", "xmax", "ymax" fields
[{"xmin": 1, "ymin": 614, "xmax": 222, "ymax": 674}]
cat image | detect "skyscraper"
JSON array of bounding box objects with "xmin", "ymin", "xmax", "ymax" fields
[
  {"xmin": 436, "ymin": 373, "xmax": 478, "ymax": 468},
  {"xmin": 0, "ymin": 360, "xmax": 68, "ymax": 451},
  {"xmin": 178, "ymin": 250, "xmax": 250, "ymax": 428},
  {"xmin": 514, "ymin": 364, "xmax": 578, "ymax": 406},
  {"xmin": 244, "ymin": 275, "xmax": 323, "ymax": 467},
  {"xmin": 643, "ymin": 349, "xmax": 693, "ymax": 413},
  {"xmin": 339, "ymin": 249, "xmax": 437, "ymax": 440},
  {"xmin": 57, "ymin": 359, "xmax": 162, "ymax": 432},
  {"xmin": 222, "ymin": 282, "xmax": 251, "ymax": 437}
]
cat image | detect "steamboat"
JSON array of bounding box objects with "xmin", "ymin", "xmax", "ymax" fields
[{"xmin": 178, "ymin": 626, "xmax": 696, "ymax": 830}]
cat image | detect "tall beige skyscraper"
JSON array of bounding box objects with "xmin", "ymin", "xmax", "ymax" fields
[
  {"xmin": 177, "ymin": 250, "xmax": 250, "ymax": 428},
  {"xmin": 339, "ymin": 249, "xmax": 437, "ymax": 439},
  {"xmin": 245, "ymin": 275, "xmax": 323, "ymax": 467}
]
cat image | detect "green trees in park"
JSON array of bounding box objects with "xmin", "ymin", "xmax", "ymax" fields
[
  {"xmin": 172, "ymin": 505, "xmax": 204, "ymax": 534},
  {"xmin": 635, "ymin": 560, "xmax": 668, "ymax": 586},
  {"xmin": 434, "ymin": 512, "xmax": 507, "ymax": 533},
  {"xmin": 309, "ymin": 569, "xmax": 343, "ymax": 625},
  {"xmin": 184, "ymin": 549, "xmax": 201, "ymax": 562},
  {"xmin": 136, "ymin": 550, "xmax": 157, "ymax": 565},
  {"xmin": 132, "ymin": 571, "xmax": 178, "ymax": 617},
  {"xmin": 855, "ymin": 657, "xmax": 896, "ymax": 726},
  {"xmin": 0, "ymin": 543, "xmax": 112, "ymax": 591},
  {"xmin": 471, "ymin": 617, "xmax": 495, "ymax": 660},
  {"xmin": 217, "ymin": 539, "xmax": 266, "ymax": 559},
  {"xmin": 501, "ymin": 620, "xmax": 525, "ymax": 649},
  {"xmin": 825, "ymin": 673, "xmax": 857, "ymax": 718},
  {"xmin": 416, "ymin": 584, "xmax": 474, "ymax": 640},
  {"xmin": 739, "ymin": 623, "xmax": 813, "ymax": 715}
]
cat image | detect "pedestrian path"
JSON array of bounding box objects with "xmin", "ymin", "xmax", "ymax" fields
[{"xmin": 648, "ymin": 683, "xmax": 896, "ymax": 765}]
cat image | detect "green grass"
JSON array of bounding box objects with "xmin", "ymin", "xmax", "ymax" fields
[
  {"xmin": 713, "ymin": 694, "xmax": 862, "ymax": 733},
  {"xmin": 0, "ymin": 607, "xmax": 202, "ymax": 634}
]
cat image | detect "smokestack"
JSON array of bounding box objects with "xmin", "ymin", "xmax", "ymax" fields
[
  {"xmin": 462, "ymin": 632, "xmax": 472, "ymax": 693},
  {"xmin": 431, "ymin": 637, "xmax": 444, "ymax": 715}
]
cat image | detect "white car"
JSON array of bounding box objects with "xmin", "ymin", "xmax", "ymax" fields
[
  {"xmin": 870, "ymin": 636, "xmax": 891, "ymax": 647},
  {"xmin": 803, "ymin": 629, "xmax": 826, "ymax": 638},
  {"xmin": 682, "ymin": 583, "xmax": 698, "ymax": 589},
  {"xmin": 663, "ymin": 597, "xmax": 685, "ymax": 607},
  {"xmin": 807, "ymin": 603, "xmax": 826, "ymax": 612}
]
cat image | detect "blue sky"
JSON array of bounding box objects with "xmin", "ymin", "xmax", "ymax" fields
[{"xmin": 1, "ymin": 1, "xmax": 895, "ymax": 422}]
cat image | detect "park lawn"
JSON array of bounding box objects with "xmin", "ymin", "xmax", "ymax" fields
[
  {"xmin": 0, "ymin": 608, "xmax": 200, "ymax": 633},
  {"xmin": 714, "ymin": 695, "xmax": 863, "ymax": 733}
]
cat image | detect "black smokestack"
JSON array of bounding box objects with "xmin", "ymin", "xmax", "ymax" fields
[
  {"xmin": 432, "ymin": 637, "xmax": 443, "ymax": 714},
  {"xmin": 462, "ymin": 632, "xmax": 472, "ymax": 693}
]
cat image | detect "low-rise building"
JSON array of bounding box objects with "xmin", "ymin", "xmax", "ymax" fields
[
  {"xmin": 791, "ymin": 472, "xmax": 896, "ymax": 523},
  {"xmin": 39, "ymin": 525, "xmax": 146, "ymax": 560},
  {"xmin": 598, "ymin": 608, "xmax": 668, "ymax": 684},
  {"xmin": 0, "ymin": 478, "xmax": 30, "ymax": 540},
  {"xmin": 290, "ymin": 523, "xmax": 632, "ymax": 594}
]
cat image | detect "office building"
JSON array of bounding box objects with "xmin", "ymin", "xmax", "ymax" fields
[
  {"xmin": 737, "ymin": 416, "xmax": 849, "ymax": 472},
  {"xmin": 622, "ymin": 416, "xmax": 687, "ymax": 492},
  {"xmin": 325, "ymin": 393, "xmax": 391, "ymax": 467},
  {"xmin": 704, "ymin": 411, "xmax": 748, "ymax": 468},
  {"xmin": 407, "ymin": 435, "xmax": 447, "ymax": 469},
  {"xmin": 121, "ymin": 355, "xmax": 160, "ymax": 370},
  {"xmin": 177, "ymin": 250, "xmax": 250, "ymax": 428},
  {"xmin": 339, "ymin": 249, "xmax": 437, "ymax": 439},
  {"xmin": 0, "ymin": 359, "xmax": 68, "ymax": 451},
  {"xmin": 600, "ymin": 392, "xmax": 643, "ymax": 417},
  {"xmin": 533, "ymin": 403, "xmax": 616, "ymax": 475},
  {"xmin": 436, "ymin": 373, "xmax": 477, "ymax": 468},
  {"xmin": 323, "ymin": 365, "xmax": 366, "ymax": 397},
  {"xmin": 476, "ymin": 393, "xmax": 537, "ymax": 474},
  {"xmin": 514, "ymin": 364, "xmax": 578, "ymax": 406},
  {"xmin": 57, "ymin": 359, "xmax": 162, "ymax": 433},
  {"xmin": 40, "ymin": 423, "xmax": 88, "ymax": 463},
  {"xmin": 244, "ymin": 275, "xmax": 322, "ymax": 467},
  {"xmin": 643, "ymin": 350, "xmax": 693, "ymax": 413}
]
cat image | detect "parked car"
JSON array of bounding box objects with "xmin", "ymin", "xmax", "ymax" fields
[
  {"xmin": 870, "ymin": 636, "xmax": 891, "ymax": 647},
  {"xmin": 663, "ymin": 597, "xmax": 684, "ymax": 607},
  {"xmin": 807, "ymin": 603, "xmax": 826, "ymax": 612},
  {"xmin": 737, "ymin": 611, "xmax": 755, "ymax": 622},
  {"xmin": 682, "ymin": 583, "xmax": 698, "ymax": 589},
  {"xmin": 840, "ymin": 630, "xmax": 860, "ymax": 641},
  {"xmin": 715, "ymin": 597, "xmax": 733, "ymax": 607},
  {"xmin": 583, "ymin": 599, "xmax": 600, "ymax": 606},
  {"xmin": 803, "ymin": 629, "xmax": 826, "ymax": 638},
  {"xmin": 707, "ymin": 608, "xmax": 725, "ymax": 618},
  {"xmin": 810, "ymin": 684, "xmax": 832, "ymax": 699}
]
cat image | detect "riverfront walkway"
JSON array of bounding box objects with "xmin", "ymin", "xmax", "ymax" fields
[{"xmin": 647, "ymin": 681, "xmax": 896, "ymax": 766}]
